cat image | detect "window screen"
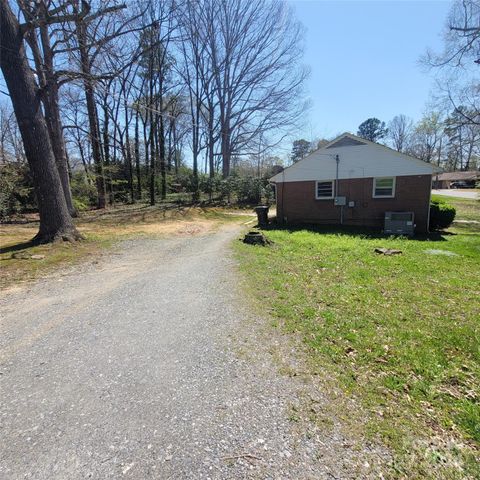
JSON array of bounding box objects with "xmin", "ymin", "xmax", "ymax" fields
[
  {"xmin": 373, "ymin": 177, "xmax": 395, "ymax": 197},
  {"xmin": 316, "ymin": 181, "xmax": 334, "ymax": 199}
]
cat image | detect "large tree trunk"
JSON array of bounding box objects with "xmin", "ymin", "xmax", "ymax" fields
[
  {"xmin": 0, "ymin": 0, "xmax": 80, "ymax": 242},
  {"xmin": 21, "ymin": 5, "xmax": 76, "ymax": 218},
  {"xmin": 221, "ymin": 135, "xmax": 230, "ymax": 177},
  {"xmin": 38, "ymin": 17, "xmax": 77, "ymax": 217}
]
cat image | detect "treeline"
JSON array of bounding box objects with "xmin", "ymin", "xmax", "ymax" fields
[
  {"xmin": 0, "ymin": 0, "xmax": 306, "ymax": 240},
  {"xmin": 290, "ymin": 111, "xmax": 480, "ymax": 171}
]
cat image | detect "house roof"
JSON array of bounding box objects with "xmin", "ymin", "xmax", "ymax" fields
[
  {"xmin": 270, "ymin": 132, "xmax": 442, "ymax": 183},
  {"xmin": 434, "ymin": 171, "xmax": 480, "ymax": 181}
]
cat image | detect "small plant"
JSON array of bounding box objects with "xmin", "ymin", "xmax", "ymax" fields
[
  {"xmin": 72, "ymin": 198, "xmax": 90, "ymax": 212},
  {"xmin": 429, "ymin": 199, "xmax": 456, "ymax": 230},
  {"xmin": 70, "ymin": 172, "xmax": 98, "ymax": 207}
]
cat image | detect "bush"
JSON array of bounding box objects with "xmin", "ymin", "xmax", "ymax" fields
[
  {"xmin": 72, "ymin": 198, "xmax": 90, "ymax": 212},
  {"xmin": 429, "ymin": 199, "xmax": 456, "ymax": 230},
  {"xmin": 235, "ymin": 176, "xmax": 264, "ymax": 204},
  {"xmin": 70, "ymin": 172, "xmax": 98, "ymax": 207},
  {"xmin": 0, "ymin": 163, "xmax": 35, "ymax": 219}
]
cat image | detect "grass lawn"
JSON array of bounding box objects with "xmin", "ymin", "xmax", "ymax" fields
[
  {"xmin": 1, "ymin": 204, "xmax": 250, "ymax": 290},
  {"xmin": 236, "ymin": 195, "xmax": 480, "ymax": 479}
]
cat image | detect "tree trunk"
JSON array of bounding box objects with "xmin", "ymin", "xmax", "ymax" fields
[
  {"xmin": 159, "ymin": 114, "xmax": 166, "ymax": 200},
  {"xmin": 172, "ymin": 118, "xmax": 179, "ymax": 176},
  {"xmin": 134, "ymin": 108, "xmax": 141, "ymax": 200},
  {"xmin": 167, "ymin": 117, "xmax": 173, "ymax": 173},
  {"xmin": 102, "ymin": 87, "xmax": 112, "ymax": 204},
  {"xmin": 0, "ymin": 0, "xmax": 80, "ymax": 242},
  {"xmin": 143, "ymin": 115, "xmax": 150, "ymax": 191},
  {"xmin": 75, "ymin": 10, "xmax": 106, "ymax": 209},
  {"xmin": 221, "ymin": 139, "xmax": 230, "ymax": 177},
  {"xmin": 149, "ymin": 108, "xmax": 156, "ymax": 206},
  {"xmin": 208, "ymin": 106, "xmax": 215, "ymax": 178},
  {"xmin": 124, "ymin": 101, "xmax": 135, "ymax": 203},
  {"xmin": 38, "ymin": 17, "xmax": 77, "ymax": 217},
  {"xmin": 148, "ymin": 49, "xmax": 156, "ymax": 206}
]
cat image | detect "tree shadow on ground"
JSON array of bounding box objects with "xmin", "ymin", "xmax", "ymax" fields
[
  {"xmin": 0, "ymin": 240, "xmax": 37, "ymax": 255},
  {"xmin": 260, "ymin": 221, "xmax": 449, "ymax": 242}
]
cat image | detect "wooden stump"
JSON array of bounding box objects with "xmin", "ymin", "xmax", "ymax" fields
[{"xmin": 243, "ymin": 231, "xmax": 272, "ymax": 246}]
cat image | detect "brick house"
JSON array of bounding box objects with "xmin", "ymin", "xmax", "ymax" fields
[{"xmin": 270, "ymin": 133, "xmax": 441, "ymax": 233}]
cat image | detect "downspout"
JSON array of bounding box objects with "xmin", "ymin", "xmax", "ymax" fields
[
  {"xmin": 336, "ymin": 154, "xmax": 343, "ymax": 224},
  {"xmin": 427, "ymin": 174, "xmax": 433, "ymax": 234}
]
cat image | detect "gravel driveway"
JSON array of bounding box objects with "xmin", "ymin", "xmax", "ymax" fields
[{"xmin": 0, "ymin": 225, "xmax": 385, "ymax": 479}]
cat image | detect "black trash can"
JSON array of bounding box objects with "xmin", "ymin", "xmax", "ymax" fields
[{"xmin": 254, "ymin": 205, "xmax": 269, "ymax": 228}]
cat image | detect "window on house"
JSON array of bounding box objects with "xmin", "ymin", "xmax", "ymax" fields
[
  {"xmin": 316, "ymin": 180, "xmax": 334, "ymax": 199},
  {"xmin": 373, "ymin": 177, "xmax": 395, "ymax": 198}
]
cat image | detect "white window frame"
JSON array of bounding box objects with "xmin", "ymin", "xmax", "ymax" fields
[
  {"xmin": 373, "ymin": 177, "xmax": 396, "ymax": 198},
  {"xmin": 315, "ymin": 180, "xmax": 335, "ymax": 200}
]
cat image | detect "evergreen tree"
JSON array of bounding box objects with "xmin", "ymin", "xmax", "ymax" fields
[{"xmin": 357, "ymin": 118, "xmax": 388, "ymax": 142}]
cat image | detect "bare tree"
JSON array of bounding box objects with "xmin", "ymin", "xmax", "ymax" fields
[
  {"xmin": 444, "ymin": 107, "xmax": 480, "ymax": 169},
  {"xmin": 1, "ymin": 104, "xmax": 26, "ymax": 163},
  {"xmin": 425, "ymin": 1, "xmax": 480, "ymax": 126},
  {"xmin": 388, "ymin": 114, "xmax": 413, "ymax": 152},
  {"xmin": 410, "ymin": 112, "xmax": 445, "ymax": 164},
  {"xmin": 179, "ymin": 0, "xmax": 308, "ymax": 178},
  {"xmin": 426, "ymin": 0, "xmax": 480, "ymax": 69},
  {"xmin": 16, "ymin": 0, "xmax": 77, "ymax": 216},
  {"xmin": 0, "ymin": 0, "xmax": 80, "ymax": 242}
]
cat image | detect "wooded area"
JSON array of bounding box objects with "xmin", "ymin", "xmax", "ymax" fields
[
  {"xmin": 1, "ymin": 0, "xmax": 479, "ymax": 243},
  {"xmin": 0, "ymin": 0, "xmax": 306, "ymax": 241}
]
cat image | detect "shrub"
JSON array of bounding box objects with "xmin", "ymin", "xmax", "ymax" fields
[
  {"xmin": 429, "ymin": 199, "xmax": 456, "ymax": 230},
  {"xmin": 0, "ymin": 163, "xmax": 35, "ymax": 219},
  {"xmin": 262, "ymin": 182, "xmax": 275, "ymax": 206},
  {"xmin": 70, "ymin": 172, "xmax": 98, "ymax": 207},
  {"xmin": 72, "ymin": 198, "xmax": 90, "ymax": 212},
  {"xmin": 236, "ymin": 176, "xmax": 264, "ymax": 204}
]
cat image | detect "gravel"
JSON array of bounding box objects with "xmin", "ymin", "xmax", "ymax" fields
[{"xmin": 0, "ymin": 225, "xmax": 388, "ymax": 479}]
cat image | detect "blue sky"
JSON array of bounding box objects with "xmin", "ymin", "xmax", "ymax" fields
[{"xmin": 289, "ymin": 0, "xmax": 452, "ymax": 140}]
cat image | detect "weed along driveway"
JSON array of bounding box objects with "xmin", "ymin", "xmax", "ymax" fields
[{"xmin": 0, "ymin": 224, "xmax": 383, "ymax": 479}]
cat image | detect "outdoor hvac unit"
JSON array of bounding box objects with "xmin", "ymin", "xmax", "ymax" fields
[{"xmin": 384, "ymin": 212, "xmax": 415, "ymax": 236}]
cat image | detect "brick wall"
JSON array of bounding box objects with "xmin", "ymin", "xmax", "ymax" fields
[{"xmin": 275, "ymin": 175, "xmax": 432, "ymax": 233}]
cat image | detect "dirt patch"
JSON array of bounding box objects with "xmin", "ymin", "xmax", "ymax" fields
[
  {"xmin": 0, "ymin": 206, "xmax": 247, "ymax": 291},
  {"xmin": 80, "ymin": 219, "xmax": 216, "ymax": 238}
]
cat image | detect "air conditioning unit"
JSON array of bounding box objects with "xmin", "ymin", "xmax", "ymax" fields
[{"xmin": 384, "ymin": 211, "xmax": 415, "ymax": 236}]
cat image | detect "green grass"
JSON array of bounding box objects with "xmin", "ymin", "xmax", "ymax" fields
[
  {"xmin": 236, "ymin": 197, "xmax": 480, "ymax": 478},
  {"xmin": 432, "ymin": 193, "xmax": 480, "ymax": 223}
]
